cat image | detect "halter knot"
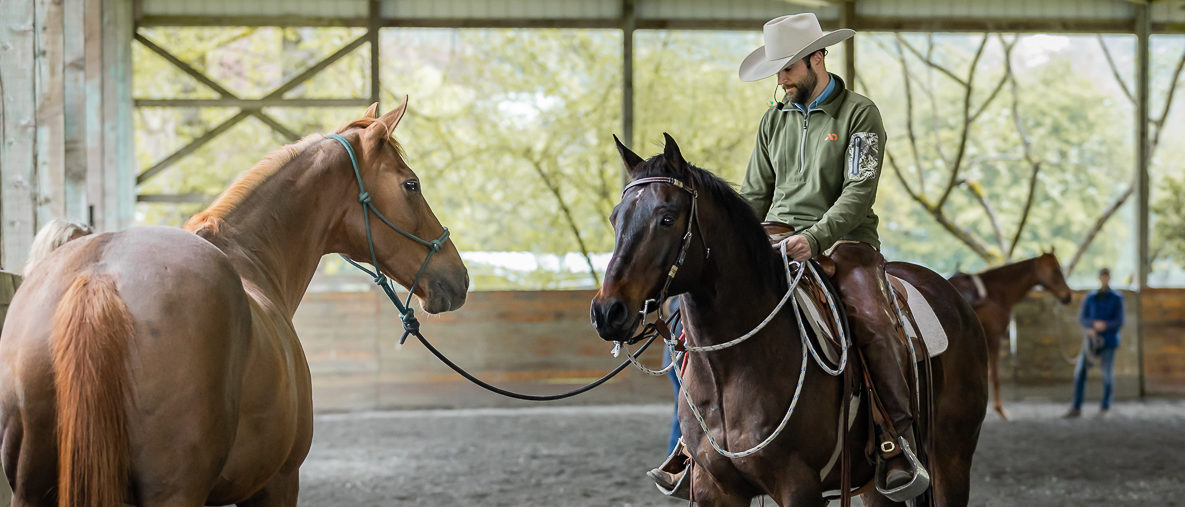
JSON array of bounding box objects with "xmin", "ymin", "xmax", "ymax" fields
[{"xmin": 358, "ymin": 191, "xmax": 372, "ymax": 204}]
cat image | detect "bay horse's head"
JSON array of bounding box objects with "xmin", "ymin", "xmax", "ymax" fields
[
  {"xmin": 1035, "ymin": 249, "xmax": 1072, "ymax": 305},
  {"xmin": 591, "ymin": 134, "xmax": 772, "ymax": 341},
  {"xmin": 331, "ymin": 98, "xmax": 468, "ymax": 314}
]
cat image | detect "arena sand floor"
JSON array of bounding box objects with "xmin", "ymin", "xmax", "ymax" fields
[{"xmin": 299, "ymin": 400, "xmax": 1185, "ymax": 506}]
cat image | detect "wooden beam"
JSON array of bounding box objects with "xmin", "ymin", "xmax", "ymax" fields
[
  {"xmin": 841, "ymin": 0, "xmax": 856, "ymax": 86},
  {"xmin": 135, "ymin": 13, "xmax": 1185, "ymax": 35},
  {"xmin": 85, "ymin": 0, "xmax": 104, "ymax": 230},
  {"xmin": 134, "ymin": 33, "xmax": 371, "ymax": 183},
  {"xmin": 134, "ymin": 33, "xmax": 301, "ymax": 140},
  {"xmin": 64, "ymin": 0, "xmax": 88, "ymax": 221},
  {"xmin": 368, "ymin": 0, "xmax": 380, "ymax": 108},
  {"xmin": 136, "ymin": 111, "xmax": 251, "ymax": 184},
  {"xmin": 35, "ymin": 0, "xmax": 67, "ymax": 225},
  {"xmin": 621, "ymin": 0, "xmax": 635, "ymax": 165},
  {"xmin": 134, "ymin": 98, "xmax": 371, "ymax": 108},
  {"xmin": 103, "ymin": 0, "xmax": 135, "ymax": 230},
  {"xmin": 136, "ymin": 193, "xmax": 215, "ymax": 203},
  {"xmin": 1134, "ymin": 2, "xmax": 1150, "ymax": 399},
  {"xmin": 0, "ymin": 0, "xmax": 38, "ymax": 271}
]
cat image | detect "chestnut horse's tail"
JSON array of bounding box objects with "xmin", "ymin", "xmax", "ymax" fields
[{"xmin": 50, "ymin": 272, "xmax": 133, "ymax": 507}]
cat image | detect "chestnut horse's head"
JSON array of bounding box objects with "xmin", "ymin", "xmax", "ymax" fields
[
  {"xmin": 1035, "ymin": 249, "xmax": 1072, "ymax": 305},
  {"xmin": 330, "ymin": 98, "xmax": 468, "ymax": 314}
]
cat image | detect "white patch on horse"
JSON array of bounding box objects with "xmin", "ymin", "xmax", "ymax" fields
[{"xmin": 847, "ymin": 132, "xmax": 879, "ymax": 181}]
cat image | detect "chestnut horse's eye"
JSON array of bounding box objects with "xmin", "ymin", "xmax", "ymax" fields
[
  {"xmin": 660, "ymin": 215, "xmax": 675, "ymax": 227},
  {"xmin": 403, "ymin": 180, "xmax": 420, "ymax": 193}
]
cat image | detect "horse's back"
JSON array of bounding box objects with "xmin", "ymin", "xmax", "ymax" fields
[{"xmin": 0, "ymin": 226, "xmax": 253, "ymax": 504}]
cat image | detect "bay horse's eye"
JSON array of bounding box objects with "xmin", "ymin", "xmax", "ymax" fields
[
  {"xmin": 660, "ymin": 215, "xmax": 675, "ymax": 227},
  {"xmin": 403, "ymin": 180, "xmax": 420, "ymax": 193}
]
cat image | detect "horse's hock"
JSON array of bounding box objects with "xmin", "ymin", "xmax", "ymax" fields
[{"xmin": 0, "ymin": 270, "xmax": 18, "ymax": 507}]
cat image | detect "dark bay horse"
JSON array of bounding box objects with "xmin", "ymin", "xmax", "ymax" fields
[
  {"xmin": 948, "ymin": 253, "xmax": 1072, "ymax": 420},
  {"xmin": 590, "ymin": 134, "xmax": 987, "ymax": 506},
  {"xmin": 0, "ymin": 99, "xmax": 468, "ymax": 507}
]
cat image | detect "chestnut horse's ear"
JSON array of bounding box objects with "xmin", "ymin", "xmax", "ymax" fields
[
  {"xmin": 375, "ymin": 95, "xmax": 409, "ymax": 138},
  {"xmin": 363, "ymin": 102, "xmax": 379, "ymax": 119},
  {"xmin": 614, "ymin": 134, "xmax": 644, "ymax": 177},
  {"xmin": 662, "ymin": 132, "xmax": 686, "ymax": 168}
]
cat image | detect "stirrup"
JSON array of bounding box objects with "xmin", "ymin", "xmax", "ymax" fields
[
  {"xmin": 874, "ymin": 435, "xmax": 930, "ymax": 502},
  {"xmin": 648, "ymin": 439, "xmax": 691, "ymax": 500}
]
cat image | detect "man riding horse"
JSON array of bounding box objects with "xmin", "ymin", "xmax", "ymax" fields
[{"xmin": 649, "ymin": 13, "xmax": 927, "ymax": 499}]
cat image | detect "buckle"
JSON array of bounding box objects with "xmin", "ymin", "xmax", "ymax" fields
[{"xmin": 880, "ymin": 440, "xmax": 897, "ymax": 454}]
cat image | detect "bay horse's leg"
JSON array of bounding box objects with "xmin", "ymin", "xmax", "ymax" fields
[
  {"xmin": 689, "ymin": 464, "xmax": 750, "ymax": 507},
  {"xmin": 859, "ymin": 492, "xmax": 905, "ymax": 507},
  {"xmin": 237, "ymin": 469, "xmax": 299, "ymax": 507},
  {"xmin": 768, "ymin": 463, "xmax": 825, "ymax": 507}
]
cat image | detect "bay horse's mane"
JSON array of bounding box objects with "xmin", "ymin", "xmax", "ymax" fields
[
  {"xmin": 631, "ymin": 154, "xmax": 784, "ymax": 292},
  {"xmin": 184, "ymin": 117, "xmax": 406, "ymax": 235}
]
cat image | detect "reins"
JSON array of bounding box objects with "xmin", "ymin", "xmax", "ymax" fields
[
  {"xmin": 328, "ymin": 133, "xmax": 659, "ymax": 402},
  {"xmin": 616, "ymin": 175, "xmax": 854, "ymax": 459}
]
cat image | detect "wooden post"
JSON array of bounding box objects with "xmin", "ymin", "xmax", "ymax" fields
[
  {"xmin": 1134, "ymin": 3, "xmax": 1150, "ymax": 398},
  {"xmin": 102, "ymin": 0, "xmax": 136, "ymax": 232},
  {"xmin": 34, "ymin": 0, "xmax": 67, "ymax": 226},
  {"xmin": 621, "ymin": 0, "xmax": 635, "ymax": 185},
  {"xmin": 0, "ymin": 0, "xmax": 39, "ymax": 272},
  {"xmin": 369, "ymin": 0, "xmax": 381, "ymax": 109},
  {"xmin": 842, "ymin": 0, "xmax": 856, "ymax": 87}
]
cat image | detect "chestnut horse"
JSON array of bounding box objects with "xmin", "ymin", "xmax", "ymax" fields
[
  {"xmin": 591, "ymin": 135, "xmax": 987, "ymax": 506},
  {"xmin": 0, "ymin": 99, "xmax": 468, "ymax": 507},
  {"xmin": 948, "ymin": 253, "xmax": 1072, "ymax": 420}
]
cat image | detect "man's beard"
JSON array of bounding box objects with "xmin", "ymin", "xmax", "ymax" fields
[{"xmin": 786, "ymin": 71, "xmax": 818, "ymax": 105}]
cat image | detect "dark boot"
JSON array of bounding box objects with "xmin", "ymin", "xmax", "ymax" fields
[{"xmin": 865, "ymin": 338, "xmax": 930, "ymax": 501}]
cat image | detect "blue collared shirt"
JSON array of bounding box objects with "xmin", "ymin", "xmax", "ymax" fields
[
  {"xmin": 1079, "ymin": 288, "xmax": 1125, "ymax": 349},
  {"xmin": 791, "ymin": 73, "xmax": 837, "ymax": 113}
]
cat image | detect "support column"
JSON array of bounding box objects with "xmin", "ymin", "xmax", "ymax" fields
[
  {"xmin": 1134, "ymin": 3, "xmax": 1150, "ymax": 398},
  {"xmin": 842, "ymin": 0, "xmax": 856, "ymax": 86},
  {"xmin": 369, "ymin": 0, "xmax": 381, "ymax": 108},
  {"xmin": 621, "ymin": 0, "xmax": 635, "ymax": 185}
]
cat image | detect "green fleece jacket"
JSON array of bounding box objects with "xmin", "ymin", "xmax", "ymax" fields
[{"xmin": 740, "ymin": 74, "xmax": 886, "ymax": 255}]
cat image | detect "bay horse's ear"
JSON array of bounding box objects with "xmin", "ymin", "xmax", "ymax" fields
[
  {"xmin": 613, "ymin": 134, "xmax": 644, "ymax": 177},
  {"xmin": 375, "ymin": 95, "xmax": 409, "ymax": 137},
  {"xmin": 662, "ymin": 132, "xmax": 686, "ymax": 168},
  {"xmin": 363, "ymin": 102, "xmax": 379, "ymax": 119}
]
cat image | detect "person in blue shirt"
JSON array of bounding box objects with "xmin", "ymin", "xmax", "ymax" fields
[{"xmin": 1065, "ymin": 267, "xmax": 1125, "ymax": 418}]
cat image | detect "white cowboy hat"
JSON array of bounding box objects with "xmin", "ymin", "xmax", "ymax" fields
[{"xmin": 738, "ymin": 13, "xmax": 854, "ymax": 82}]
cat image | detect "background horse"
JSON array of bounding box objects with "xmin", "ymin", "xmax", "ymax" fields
[
  {"xmin": 948, "ymin": 253, "xmax": 1072, "ymax": 420},
  {"xmin": 591, "ymin": 134, "xmax": 987, "ymax": 506},
  {"xmin": 0, "ymin": 98, "xmax": 468, "ymax": 507}
]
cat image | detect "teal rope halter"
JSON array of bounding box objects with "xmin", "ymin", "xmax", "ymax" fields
[{"xmin": 326, "ymin": 133, "xmax": 450, "ymax": 344}]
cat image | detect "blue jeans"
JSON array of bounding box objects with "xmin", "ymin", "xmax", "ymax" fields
[
  {"xmin": 663, "ymin": 344, "xmax": 682, "ymax": 453},
  {"xmin": 1071, "ymin": 345, "xmax": 1116, "ymax": 411}
]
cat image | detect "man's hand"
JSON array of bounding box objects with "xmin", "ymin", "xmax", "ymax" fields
[
  {"xmin": 1092, "ymin": 320, "xmax": 1107, "ymax": 332},
  {"xmin": 783, "ymin": 234, "xmax": 814, "ymax": 262}
]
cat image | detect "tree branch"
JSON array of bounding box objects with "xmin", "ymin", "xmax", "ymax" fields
[
  {"xmin": 524, "ymin": 153, "xmax": 600, "ymax": 286},
  {"xmin": 1066, "ymin": 183, "xmax": 1134, "ymax": 276},
  {"xmin": 968, "ymin": 35, "xmax": 1017, "ymax": 123},
  {"xmin": 887, "ymin": 150, "xmax": 995, "ymax": 261},
  {"xmin": 960, "ymin": 179, "xmax": 1007, "ymax": 256},
  {"xmin": 1150, "ymin": 45, "xmax": 1185, "ymax": 154},
  {"xmin": 936, "ymin": 34, "xmax": 989, "ymax": 210},
  {"xmin": 893, "ymin": 35, "xmax": 927, "ymax": 195},
  {"xmin": 1098, "ymin": 34, "xmax": 1135, "ymax": 105},
  {"xmin": 897, "ymin": 34, "xmax": 969, "ymax": 88},
  {"xmin": 1003, "ymin": 37, "xmax": 1042, "ymax": 261}
]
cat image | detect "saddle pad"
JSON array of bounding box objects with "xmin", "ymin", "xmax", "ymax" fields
[{"xmin": 889, "ymin": 275, "xmax": 948, "ymax": 357}]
